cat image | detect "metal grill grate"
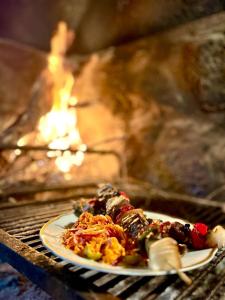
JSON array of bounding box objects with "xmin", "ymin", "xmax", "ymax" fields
[{"xmin": 1, "ymin": 194, "xmax": 225, "ymax": 299}]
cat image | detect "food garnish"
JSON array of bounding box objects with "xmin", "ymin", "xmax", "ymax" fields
[
  {"xmin": 206, "ymin": 225, "xmax": 225, "ymax": 248},
  {"xmin": 63, "ymin": 184, "xmax": 225, "ymax": 283},
  {"xmin": 63, "ymin": 212, "xmax": 134, "ymax": 265}
]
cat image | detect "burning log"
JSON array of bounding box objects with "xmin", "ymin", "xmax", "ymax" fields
[
  {"xmin": 0, "ymin": 22, "xmax": 90, "ymax": 178},
  {"xmin": 0, "ymin": 143, "xmax": 125, "ymax": 179},
  {"xmin": 0, "ymin": 178, "xmax": 221, "ymax": 206},
  {"xmin": 0, "ymin": 22, "xmax": 125, "ymax": 186},
  {"xmin": 0, "ymin": 143, "xmax": 120, "ymax": 157}
]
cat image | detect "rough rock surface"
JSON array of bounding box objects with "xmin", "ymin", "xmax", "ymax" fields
[
  {"xmin": 0, "ymin": 0, "xmax": 224, "ymax": 53},
  {"xmin": 75, "ymin": 12, "xmax": 225, "ymax": 197},
  {"xmin": 0, "ymin": 39, "xmax": 46, "ymax": 135},
  {"xmin": 0, "ymin": 13, "xmax": 224, "ymax": 197}
]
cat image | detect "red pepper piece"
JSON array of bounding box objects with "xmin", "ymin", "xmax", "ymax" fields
[
  {"xmin": 190, "ymin": 223, "xmax": 208, "ymax": 250},
  {"xmin": 120, "ymin": 191, "xmax": 130, "ymax": 200},
  {"xmin": 194, "ymin": 223, "xmax": 208, "ymax": 236}
]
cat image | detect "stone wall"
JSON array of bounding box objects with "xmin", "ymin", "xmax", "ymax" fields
[
  {"xmin": 75, "ymin": 12, "xmax": 225, "ymax": 197},
  {"xmin": 0, "ymin": 0, "xmax": 224, "ymax": 53},
  {"xmin": 0, "ymin": 9, "xmax": 224, "ymax": 197}
]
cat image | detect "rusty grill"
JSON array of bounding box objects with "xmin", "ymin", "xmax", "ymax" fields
[
  {"xmin": 1, "ymin": 184, "xmax": 225, "ymax": 300},
  {"xmin": 0, "ymin": 2, "xmax": 224, "ymax": 299}
]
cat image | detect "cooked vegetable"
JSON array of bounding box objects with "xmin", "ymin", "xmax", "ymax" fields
[
  {"xmin": 71, "ymin": 184, "xmax": 224, "ymax": 283},
  {"xmin": 122, "ymin": 253, "xmax": 143, "ymax": 266},
  {"xmin": 148, "ymin": 237, "xmax": 181, "ymax": 271},
  {"xmin": 207, "ymin": 225, "xmax": 225, "ymax": 248},
  {"xmin": 63, "ymin": 212, "xmax": 129, "ymax": 264},
  {"xmin": 73, "ymin": 184, "xmax": 211, "ymax": 251},
  {"xmin": 148, "ymin": 237, "xmax": 192, "ymax": 285},
  {"xmin": 84, "ymin": 242, "xmax": 102, "ymax": 260}
]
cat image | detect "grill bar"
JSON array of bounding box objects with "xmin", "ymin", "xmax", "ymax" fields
[
  {"xmin": 145, "ymin": 276, "xmax": 178, "ymax": 299},
  {"xmin": 20, "ymin": 234, "xmax": 40, "ymax": 242},
  {"xmin": 94, "ymin": 274, "xmax": 121, "ymax": 287},
  {"xmin": 0, "ymin": 204, "xmax": 73, "ymax": 224},
  {"xmin": 108, "ymin": 276, "xmax": 143, "ymax": 296},
  {"xmin": 126, "ymin": 276, "xmax": 168, "ymax": 300},
  {"xmin": 1, "ymin": 208, "xmax": 72, "ymax": 229},
  {"xmin": 0, "ymin": 229, "xmax": 110, "ymax": 300},
  {"xmin": 1, "ymin": 191, "xmax": 225, "ymax": 299},
  {"xmin": 176, "ymin": 250, "xmax": 225, "ymax": 300}
]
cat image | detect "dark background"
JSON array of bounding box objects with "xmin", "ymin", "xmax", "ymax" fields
[{"xmin": 0, "ymin": 0, "xmax": 224, "ymax": 53}]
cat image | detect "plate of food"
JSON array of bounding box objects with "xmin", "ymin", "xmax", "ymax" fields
[{"xmin": 40, "ymin": 184, "xmax": 225, "ymax": 283}]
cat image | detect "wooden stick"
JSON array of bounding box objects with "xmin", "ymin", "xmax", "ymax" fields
[
  {"xmin": 0, "ymin": 143, "xmax": 127, "ymax": 178},
  {"xmin": 167, "ymin": 262, "xmax": 192, "ymax": 285},
  {"xmin": 0, "ymin": 143, "xmax": 118, "ymax": 156},
  {"xmin": 0, "ymin": 181, "xmax": 100, "ymax": 198}
]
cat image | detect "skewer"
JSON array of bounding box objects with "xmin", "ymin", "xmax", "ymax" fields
[
  {"xmin": 73, "ymin": 184, "xmax": 224, "ymax": 285},
  {"xmin": 167, "ymin": 262, "xmax": 192, "ymax": 285}
]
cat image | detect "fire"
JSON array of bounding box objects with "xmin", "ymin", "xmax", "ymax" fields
[
  {"xmin": 40, "ymin": 21, "xmax": 86, "ymax": 172},
  {"xmin": 17, "ymin": 22, "xmax": 86, "ymax": 173}
]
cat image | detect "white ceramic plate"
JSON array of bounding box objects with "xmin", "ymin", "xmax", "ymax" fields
[{"xmin": 40, "ymin": 211, "xmax": 217, "ymax": 276}]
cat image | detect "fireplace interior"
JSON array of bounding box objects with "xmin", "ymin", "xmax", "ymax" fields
[{"xmin": 0, "ymin": 1, "xmax": 225, "ymax": 299}]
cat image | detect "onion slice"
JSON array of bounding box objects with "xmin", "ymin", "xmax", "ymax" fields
[
  {"xmin": 148, "ymin": 237, "xmax": 192, "ymax": 285},
  {"xmin": 207, "ymin": 225, "xmax": 225, "ymax": 248}
]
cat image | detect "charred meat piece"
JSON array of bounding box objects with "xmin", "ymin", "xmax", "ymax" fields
[
  {"xmin": 92, "ymin": 184, "xmax": 121, "ymax": 215},
  {"xmin": 73, "ymin": 184, "xmax": 121, "ymax": 216},
  {"xmin": 119, "ymin": 209, "xmax": 149, "ymax": 239},
  {"xmin": 106, "ymin": 195, "xmax": 130, "ymax": 221},
  {"xmin": 73, "ymin": 184, "xmax": 212, "ymax": 251},
  {"xmin": 97, "ymin": 185, "xmax": 149, "ymax": 239},
  {"xmin": 168, "ymin": 222, "xmax": 191, "ymax": 245}
]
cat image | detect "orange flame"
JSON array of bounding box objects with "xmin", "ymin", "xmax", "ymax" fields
[{"xmin": 18, "ymin": 22, "xmax": 86, "ymax": 173}]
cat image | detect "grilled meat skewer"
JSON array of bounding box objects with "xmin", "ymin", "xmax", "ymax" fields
[
  {"xmin": 74, "ymin": 184, "xmax": 190, "ymax": 247},
  {"xmin": 72, "ymin": 184, "xmax": 223, "ymax": 284},
  {"xmin": 74, "ymin": 184, "xmax": 149, "ymax": 240},
  {"xmin": 73, "ymin": 184, "xmax": 187, "ymax": 277},
  {"xmin": 73, "ymin": 184, "xmax": 225, "ymax": 251}
]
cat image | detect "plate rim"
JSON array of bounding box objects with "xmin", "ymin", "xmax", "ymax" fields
[{"xmin": 40, "ymin": 211, "xmax": 218, "ymax": 276}]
